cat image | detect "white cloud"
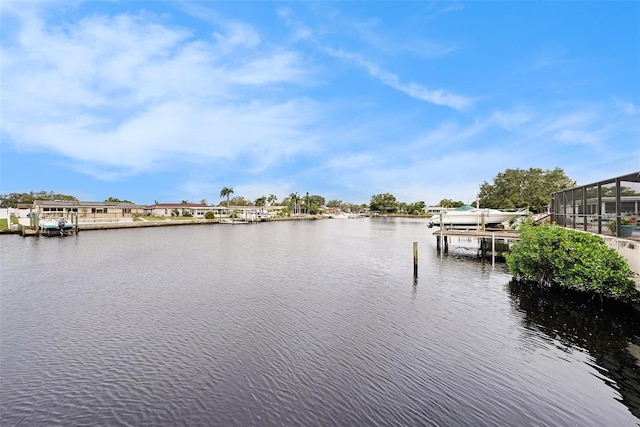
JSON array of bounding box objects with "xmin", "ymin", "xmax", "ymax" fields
[
  {"xmin": 277, "ymin": 7, "xmax": 313, "ymax": 41},
  {"xmin": 1, "ymin": 7, "xmax": 317, "ymax": 177},
  {"xmin": 555, "ymin": 129, "xmax": 600, "ymax": 144},
  {"xmin": 615, "ymin": 100, "xmax": 637, "ymax": 116},
  {"xmin": 213, "ymin": 22, "xmax": 261, "ymax": 49},
  {"xmin": 490, "ymin": 111, "xmax": 531, "ymax": 131}
]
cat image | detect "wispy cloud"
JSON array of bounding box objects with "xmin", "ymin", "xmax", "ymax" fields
[
  {"xmin": 324, "ymin": 48, "xmax": 472, "ymax": 110},
  {"xmin": 413, "ymin": 2, "xmax": 465, "ymax": 23},
  {"xmin": 277, "ymin": 7, "xmax": 313, "ymax": 41}
]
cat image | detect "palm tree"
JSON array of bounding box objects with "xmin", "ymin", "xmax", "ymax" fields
[
  {"xmin": 267, "ymin": 194, "xmax": 278, "ymax": 206},
  {"xmin": 288, "ymin": 192, "xmax": 299, "ymax": 215},
  {"xmin": 220, "ymin": 187, "xmax": 234, "ymax": 208},
  {"xmin": 304, "ymin": 192, "xmax": 310, "ymax": 215}
]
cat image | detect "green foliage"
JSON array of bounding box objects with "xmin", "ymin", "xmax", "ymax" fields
[
  {"xmin": 283, "ymin": 192, "xmax": 301, "ymax": 214},
  {"xmin": 439, "ymin": 199, "xmax": 464, "ymax": 208},
  {"xmin": 229, "ymin": 196, "xmax": 249, "ymax": 206},
  {"xmin": 254, "ymin": 196, "xmax": 267, "ymax": 207},
  {"xmin": 406, "ymin": 201, "xmax": 426, "ymax": 215},
  {"xmin": 506, "ymin": 224, "xmax": 636, "ymax": 301},
  {"xmin": 479, "ymin": 167, "xmax": 575, "ymax": 211},
  {"xmin": 0, "ymin": 218, "xmax": 8, "ymax": 230},
  {"xmin": 0, "ymin": 191, "xmax": 78, "ymax": 208},
  {"xmin": 589, "ymin": 185, "xmax": 640, "ymax": 198},
  {"xmin": 369, "ymin": 193, "xmax": 397, "ymax": 213},
  {"xmin": 104, "ymin": 197, "xmax": 134, "ymax": 203},
  {"xmin": 306, "ymin": 194, "xmax": 325, "ymax": 214},
  {"xmin": 204, "ymin": 211, "xmax": 215, "ymax": 220}
]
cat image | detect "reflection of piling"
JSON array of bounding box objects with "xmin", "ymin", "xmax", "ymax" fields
[
  {"xmin": 492, "ymin": 233, "xmax": 495, "ymax": 267},
  {"xmin": 413, "ymin": 242, "xmax": 418, "ymax": 278}
]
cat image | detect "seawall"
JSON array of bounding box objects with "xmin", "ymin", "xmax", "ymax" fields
[{"xmin": 601, "ymin": 236, "xmax": 640, "ymax": 291}]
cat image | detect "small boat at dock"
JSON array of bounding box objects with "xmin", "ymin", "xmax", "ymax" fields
[
  {"xmin": 220, "ymin": 219, "xmax": 250, "ymax": 224},
  {"xmin": 39, "ymin": 217, "xmax": 75, "ymax": 236}
]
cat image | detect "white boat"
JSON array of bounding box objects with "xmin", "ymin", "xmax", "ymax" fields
[
  {"xmin": 39, "ymin": 217, "xmax": 75, "ymax": 236},
  {"xmin": 428, "ymin": 205, "xmax": 526, "ymax": 229},
  {"xmin": 220, "ymin": 218, "xmax": 250, "ymax": 224},
  {"xmin": 329, "ymin": 212, "xmax": 352, "ymax": 219},
  {"xmin": 323, "ymin": 212, "xmax": 365, "ymax": 219}
]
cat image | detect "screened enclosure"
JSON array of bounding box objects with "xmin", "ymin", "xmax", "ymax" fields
[{"xmin": 550, "ymin": 171, "xmax": 640, "ymax": 239}]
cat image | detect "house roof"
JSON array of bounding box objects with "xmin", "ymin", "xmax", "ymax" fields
[{"xmin": 33, "ymin": 200, "xmax": 141, "ymax": 208}]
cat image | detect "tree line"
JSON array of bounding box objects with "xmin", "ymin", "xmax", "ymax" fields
[
  {"xmin": 0, "ymin": 192, "xmax": 137, "ymax": 208},
  {"xmin": 218, "ymin": 187, "xmax": 366, "ymax": 215},
  {"xmin": 0, "ymin": 191, "xmax": 78, "ymax": 208},
  {"xmin": 1, "ymin": 167, "xmax": 583, "ymax": 212}
]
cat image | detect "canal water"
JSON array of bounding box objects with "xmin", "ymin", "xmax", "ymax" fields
[{"xmin": 1, "ymin": 218, "xmax": 639, "ymax": 425}]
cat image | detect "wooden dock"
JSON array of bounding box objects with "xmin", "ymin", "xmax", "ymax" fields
[
  {"xmin": 432, "ymin": 228, "xmax": 520, "ymax": 240},
  {"xmin": 432, "ymin": 227, "xmax": 520, "ymax": 263}
]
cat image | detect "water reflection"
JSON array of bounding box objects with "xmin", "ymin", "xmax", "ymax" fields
[{"xmin": 507, "ymin": 280, "xmax": 640, "ymax": 418}]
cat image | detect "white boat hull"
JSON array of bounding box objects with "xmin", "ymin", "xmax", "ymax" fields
[{"xmin": 429, "ymin": 208, "xmax": 524, "ymax": 229}]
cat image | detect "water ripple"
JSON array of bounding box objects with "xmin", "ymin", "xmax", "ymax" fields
[{"xmin": 2, "ymin": 220, "xmax": 639, "ymax": 425}]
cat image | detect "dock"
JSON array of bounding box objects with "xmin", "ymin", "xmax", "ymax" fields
[
  {"xmin": 432, "ymin": 227, "xmax": 520, "ymax": 264},
  {"xmin": 432, "ymin": 228, "xmax": 520, "ymax": 241}
]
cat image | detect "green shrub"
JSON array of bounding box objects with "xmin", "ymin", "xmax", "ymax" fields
[
  {"xmin": 204, "ymin": 211, "xmax": 215, "ymax": 220},
  {"xmin": 505, "ymin": 224, "xmax": 636, "ymax": 301}
]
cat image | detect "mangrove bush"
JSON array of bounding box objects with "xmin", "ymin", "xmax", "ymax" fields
[{"xmin": 505, "ymin": 224, "xmax": 637, "ymax": 301}]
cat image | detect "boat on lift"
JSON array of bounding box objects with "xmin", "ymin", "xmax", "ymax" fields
[
  {"xmin": 39, "ymin": 217, "xmax": 75, "ymax": 236},
  {"xmin": 428, "ymin": 205, "xmax": 526, "ymax": 229}
]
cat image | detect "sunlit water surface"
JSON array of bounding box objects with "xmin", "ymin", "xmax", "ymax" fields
[{"xmin": 1, "ymin": 218, "xmax": 639, "ymax": 425}]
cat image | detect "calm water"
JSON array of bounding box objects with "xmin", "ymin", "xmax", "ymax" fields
[{"xmin": 1, "ymin": 218, "xmax": 639, "ymax": 426}]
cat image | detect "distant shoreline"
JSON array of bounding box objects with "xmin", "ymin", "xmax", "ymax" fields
[
  {"xmin": 0, "ymin": 214, "xmax": 431, "ymax": 235},
  {"xmin": 0, "ymin": 215, "xmax": 326, "ymax": 235}
]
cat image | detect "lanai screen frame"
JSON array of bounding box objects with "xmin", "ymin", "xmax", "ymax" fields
[{"xmin": 549, "ymin": 171, "xmax": 640, "ymax": 238}]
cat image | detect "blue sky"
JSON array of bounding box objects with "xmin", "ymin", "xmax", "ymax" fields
[{"xmin": 1, "ymin": 1, "xmax": 638, "ymax": 206}]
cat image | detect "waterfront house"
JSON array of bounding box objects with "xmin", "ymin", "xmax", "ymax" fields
[
  {"xmin": 143, "ymin": 203, "xmax": 227, "ymax": 218},
  {"xmin": 425, "ymin": 206, "xmax": 447, "ymax": 215},
  {"xmin": 32, "ymin": 200, "xmax": 145, "ymax": 220}
]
